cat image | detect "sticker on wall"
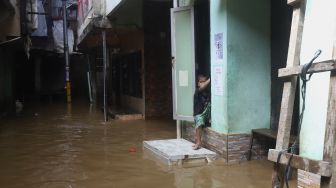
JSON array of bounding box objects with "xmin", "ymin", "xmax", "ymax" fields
[
  {"xmin": 214, "ymin": 66, "xmax": 223, "ymax": 96},
  {"xmin": 179, "ymin": 70, "xmax": 188, "ymax": 87},
  {"xmin": 215, "ymin": 33, "xmax": 223, "ymax": 60}
]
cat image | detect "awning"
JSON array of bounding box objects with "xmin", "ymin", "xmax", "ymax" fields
[{"xmin": 106, "ymin": 0, "xmax": 125, "ymax": 16}]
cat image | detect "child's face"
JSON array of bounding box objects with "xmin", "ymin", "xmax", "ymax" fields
[{"xmin": 197, "ymin": 76, "xmax": 207, "ymax": 88}]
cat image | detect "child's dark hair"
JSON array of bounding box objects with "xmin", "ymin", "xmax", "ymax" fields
[{"xmin": 197, "ymin": 73, "xmax": 208, "ymax": 80}]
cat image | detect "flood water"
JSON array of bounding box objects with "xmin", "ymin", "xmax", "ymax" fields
[{"xmin": 0, "ymin": 101, "xmax": 296, "ymax": 188}]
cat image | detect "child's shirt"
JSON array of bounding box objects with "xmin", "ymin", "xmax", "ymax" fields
[{"xmin": 193, "ymin": 88, "xmax": 210, "ymax": 115}]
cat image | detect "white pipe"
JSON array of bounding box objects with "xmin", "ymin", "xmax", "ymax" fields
[
  {"xmin": 176, "ymin": 120, "xmax": 181, "ymax": 139},
  {"xmin": 173, "ymin": 0, "xmax": 178, "ymax": 8}
]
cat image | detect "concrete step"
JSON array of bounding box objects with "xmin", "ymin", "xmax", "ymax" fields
[
  {"xmin": 115, "ymin": 114, "xmax": 143, "ymax": 120},
  {"xmin": 143, "ymin": 139, "xmax": 217, "ymax": 166}
]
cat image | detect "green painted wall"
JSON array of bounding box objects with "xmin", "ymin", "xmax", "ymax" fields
[
  {"xmin": 210, "ymin": 0, "xmax": 270, "ymax": 134},
  {"xmin": 226, "ymin": 0, "xmax": 270, "ymax": 133},
  {"xmin": 176, "ymin": 0, "xmax": 270, "ymax": 134},
  {"xmin": 210, "ymin": 0, "xmax": 228, "ymax": 133},
  {"xmin": 299, "ymin": 0, "xmax": 336, "ymax": 160}
]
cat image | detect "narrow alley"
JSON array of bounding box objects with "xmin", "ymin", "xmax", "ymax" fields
[
  {"xmin": 0, "ymin": 101, "xmax": 292, "ymax": 188},
  {"xmin": 1, "ymin": 0, "xmax": 336, "ymax": 187}
]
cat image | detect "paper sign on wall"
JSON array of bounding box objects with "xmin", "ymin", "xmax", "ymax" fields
[
  {"xmin": 179, "ymin": 70, "xmax": 188, "ymax": 87},
  {"xmin": 215, "ymin": 33, "xmax": 223, "ymax": 60},
  {"xmin": 214, "ymin": 66, "xmax": 223, "ymax": 96}
]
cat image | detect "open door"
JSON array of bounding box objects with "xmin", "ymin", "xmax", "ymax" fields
[{"xmin": 171, "ymin": 7, "xmax": 195, "ymax": 121}]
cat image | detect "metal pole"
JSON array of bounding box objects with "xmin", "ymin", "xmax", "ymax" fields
[
  {"xmin": 177, "ymin": 120, "xmax": 181, "ymax": 139},
  {"xmin": 173, "ymin": 0, "xmax": 181, "ymax": 139},
  {"xmin": 173, "ymin": 0, "xmax": 178, "ymax": 8},
  {"xmin": 102, "ymin": 30, "xmax": 108, "ymax": 122},
  {"xmin": 87, "ymin": 55, "xmax": 93, "ymax": 103},
  {"xmin": 62, "ymin": 0, "xmax": 71, "ymax": 103}
]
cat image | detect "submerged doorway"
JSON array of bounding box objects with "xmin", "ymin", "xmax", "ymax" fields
[
  {"xmin": 194, "ymin": 0, "xmax": 210, "ymax": 78},
  {"xmin": 270, "ymin": 0, "xmax": 299, "ymax": 135},
  {"xmin": 170, "ymin": 0, "xmax": 211, "ymax": 122}
]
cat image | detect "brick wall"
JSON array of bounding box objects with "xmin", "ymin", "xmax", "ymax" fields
[
  {"xmin": 298, "ymin": 169, "xmax": 321, "ymax": 188},
  {"xmin": 227, "ymin": 134, "xmax": 250, "ymax": 164},
  {"xmin": 182, "ymin": 123, "xmax": 269, "ymax": 163},
  {"xmin": 143, "ymin": 1, "xmax": 172, "ymax": 119}
]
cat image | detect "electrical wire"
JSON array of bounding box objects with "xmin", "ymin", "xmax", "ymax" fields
[{"xmin": 275, "ymin": 50, "xmax": 322, "ymax": 188}]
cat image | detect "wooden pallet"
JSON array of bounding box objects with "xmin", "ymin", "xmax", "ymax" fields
[{"xmin": 268, "ymin": 0, "xmax": 336, "ymax": 187}]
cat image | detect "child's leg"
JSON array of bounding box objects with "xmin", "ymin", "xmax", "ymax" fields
[
  {"xmin": 193, "ymin": 127, "xmax": 202, "ymax": 149},
  {"xmin": 193, "ymin": 128, "xmax": 199, "ymax": 146},
  {"xmin": 196, "ymin": 127, "xmax": 202, "ymax": 145}
]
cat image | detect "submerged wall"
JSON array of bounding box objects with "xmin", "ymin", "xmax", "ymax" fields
[
  {"xmin": 0, "ymin": 48, "xmax": 14, "ymax": 116},
  {"xmin": 226, "ymin": 0, "xmax": 270, "ymax": 133},
  {"xmin": 210, "ymin": 0, "xmax": 270, "ymax": 134},
  {"xmin": 210, "ymin": 0, "xmax": 228, "ymax": 133},
  {"xmin": 144, "ymin": 1, "xmax": 173, "ymax": 119},
  {"xmin": 0, "ymin": 0, "xmax": 19, "ymax": 116}
]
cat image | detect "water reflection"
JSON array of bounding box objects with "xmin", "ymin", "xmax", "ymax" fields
[{"xmin": 0, "ymin": 102, "xmax": 295, "ymax": 188}]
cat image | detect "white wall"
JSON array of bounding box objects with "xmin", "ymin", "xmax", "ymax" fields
[{"xmin": 299, "ymin": 0, "xmax": 336, "ymax": 160}]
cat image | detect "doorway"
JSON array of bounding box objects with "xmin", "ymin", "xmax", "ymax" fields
[{"xmin": 194, "ymin": 0, "xmax": 210, "ymax": 78}]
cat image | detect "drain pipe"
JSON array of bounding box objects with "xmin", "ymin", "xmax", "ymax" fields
[
  {"xmin": 102, "ymin": 30, "xmax": 108, "ymax": 122},
  {"xmin": 62, "ymin": 0, "xmax": 71, "ymax": 103},
  {"xmin": 176, "ymin": 120, "xmax": 181, "ymax": 139},
  {"xmin": 173, "ymin": 0, "xmax": 178, "ymax": 7}
]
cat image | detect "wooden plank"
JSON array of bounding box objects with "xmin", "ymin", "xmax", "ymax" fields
[
  {"xmin": 278, "ymin": 60, "xmax": 336, "ymax": 78},
  {"xmin": 252, "ymin": 128, "xmax": 277, "ymax": 139},
  {"xmin": 321, "ymin": 24, "xmax": 336, "ymax": 188},
  {"xmin": 276, "ymin": 0, "xmax": 306, "ymax": 152},
  {"xmin": 330, "ymin": 25, "xmax": 336, "ymax": 188},
  {"xmin": 323, "ymin": 72, "xmax": 336, "ymax": 162},
  {"xmin": 275, "ymin": 78, "xmax": 297, "ymax": 148},
  {"xmin": 268, "ymin": 149, "xmax": 332, "ymax": 177},
  {"xmin": 271, "ymin": 1, "xmax": 306, "ymax": 187},
  {"xmin": 252, "ymin": 128, "xmax": 297, "ymax": 143},
  {"xmin": 288, "ymin": 0, "xmax": 302, "ymax": 6},
  {"xmin": 321, "ymin": 72, "xmax": 336, "ymax": 187}
]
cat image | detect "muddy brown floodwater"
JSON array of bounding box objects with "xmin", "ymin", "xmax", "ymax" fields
[{"xmin": 0, "ymin": 102, "xmax": 296, "ymax": 188}]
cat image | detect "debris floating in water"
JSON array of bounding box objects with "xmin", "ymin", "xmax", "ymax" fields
[{"xmin": 129, "ymin": 147, "xmax": 137, "ymax": 153}]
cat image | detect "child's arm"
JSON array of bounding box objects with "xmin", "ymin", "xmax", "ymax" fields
[{"xmin": 198, "ymin": 78, "xmax": 210, "ymax": 91}]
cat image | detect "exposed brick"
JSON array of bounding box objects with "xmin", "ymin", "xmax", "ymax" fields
[
  {"xmin": 143, "ymin": 1, "xmax": 173, "ymax": 119},
  {"xmin": 182, "ymin": 123, "xmax": 269, "ymax": 164}
]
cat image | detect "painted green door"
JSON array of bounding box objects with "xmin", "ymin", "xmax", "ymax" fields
[{"xmin": 171, "ymin": 7, "xmax": 195, "ymax": 121}]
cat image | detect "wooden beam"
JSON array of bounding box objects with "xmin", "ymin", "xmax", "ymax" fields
[
  {"xmin": 330, "ymin": 24, "xmax": 336, "ymax": 188},
  {"xmin": 323, "ymin": 71, "xmax": 336, "ymax": 162},
  {"xmin": 271, "ymin": 1, "xmax": 306, "ymax": 187},
  {"xmin": 288, "ymin": 0, "xmax": 302, "ymax": 6},
  {"xmin": 278, "ymin": 60, "xmax": 336, "ymax": 78},
  {"xmin": 276, "ymin": 0, "xmax": 306, "ymax": 152},
  {"xmin": 321, "ymin": 23, "xmax": 336, "ymax": 188},
  {"xmin": 268, "ymin": 149, "xmax": 332, "ymax": 177},
  {"xmin": 321, "ymin": 71, "xmax": 336, "ymax": 188}
]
